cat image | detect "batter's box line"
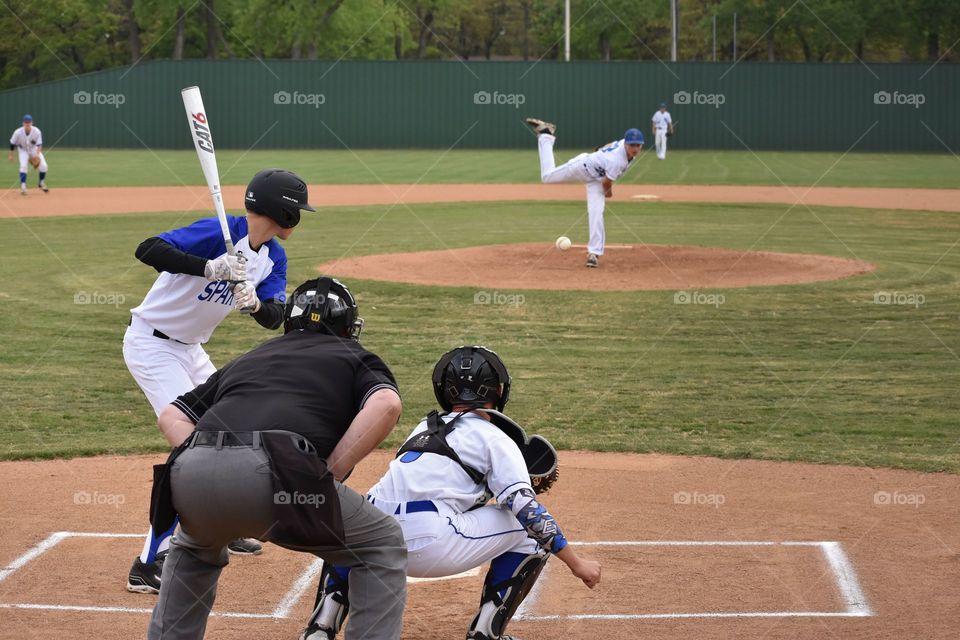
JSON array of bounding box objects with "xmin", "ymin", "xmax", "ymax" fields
[
  {"xmin": 514, "ymin": 540, "xmax": 873, "ymax": 622},
  {"xmin": 0, "ymin": 531, "xmax": 477, "ymax": 620}
]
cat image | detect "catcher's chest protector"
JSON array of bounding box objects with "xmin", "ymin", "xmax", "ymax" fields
[{"xmin": 396, "ymin": 411, "xmax": 486, "ymax": 485}]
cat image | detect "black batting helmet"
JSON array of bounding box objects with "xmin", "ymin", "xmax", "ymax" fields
[
  {"xmin": 244, "ymin": 169, "xmax": 315, "ymax": 229},
  {"xmin": 432, "ymin": 346, "xmax": 511, "ymax": 412},
  {"xmin": 284, "ymin": 277, "xmax": 363, "ymax": 340}
]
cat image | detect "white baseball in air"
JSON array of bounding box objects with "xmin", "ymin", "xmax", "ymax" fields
[{"xmin": 555, "ymin": 236, "xmax": 572, "ymax": 251}]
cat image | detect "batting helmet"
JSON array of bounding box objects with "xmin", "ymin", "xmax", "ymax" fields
[
  {"xmin": 432, "ymin": 346, "xmax": 511, "ymax": 412},
  {"xmin": 284, "ymin": 277, "xmax": 363, "ymax": 340},
  {"xmin": 244, "ymin": 169, "xmax": 316, "ymax": 229}
]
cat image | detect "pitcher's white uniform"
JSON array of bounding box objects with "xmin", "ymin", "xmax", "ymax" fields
[
  {"xmin": 10, "ymin": 125, "xmax": 48, "ymax": 180},
  {"xmin": 368, "ymin": 412, "xmax": 538, "ymax": 577},
  {"xmin": 124, "ymin": 215, "xmax": 287, "ymax": 415},
  {"xmin": 537, "ymin": 135, "xmax": 634, "ymax": 257},
  {"xmin": 652, "ymin": 109, "xmax": 672, "ymax": 160}
]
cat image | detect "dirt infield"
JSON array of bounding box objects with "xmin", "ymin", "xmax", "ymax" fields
[
  {"xmin": 318, "ymin": 243, "xmax": 875, "ymax": 291},
  {"xmin": 0, "ymin": 451, "xmax": 957, "ymax": 639},
  {"xmin": 4, "ymin": 183, "xmax": 960, "ymax": 218}
]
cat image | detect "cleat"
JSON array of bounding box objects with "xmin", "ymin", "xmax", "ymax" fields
[
  {"xmin": 20, "ymin": 185, "xmax": 26, "ymax": 196},
  {"xmin": 525, "ymin": 118, "xmax": 556, "ymax": 136},
  {"xmin": 40, "ymin": 181, "xmax": 48, "ymax": 193},
  {"xmin": 126, "ymin": 550, "xmax": 166, "ymax": 594},
  {"xmin": 300, "ymin": 623, "xmax": 336, "ymax": 640},
  {"xmin": 585, "ymin": 253, "xmax": 599, "ymax": 268},
  {"xmin": 227, "ymin": 538, "xmax": 263, "ymax": 555}
]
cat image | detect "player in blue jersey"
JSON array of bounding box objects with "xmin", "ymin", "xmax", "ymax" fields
[{"xmin": 123, "ymin": 169, "xmax": 316, "ymax": 594}]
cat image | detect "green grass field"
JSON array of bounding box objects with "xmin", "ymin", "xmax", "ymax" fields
[
  {"xmin": 25, "ymin": 148, "xmax": 960, "ymax": 189},
  {"xmin": 4, "ymin": 198, "xmax": 959, "ymax": 471}
]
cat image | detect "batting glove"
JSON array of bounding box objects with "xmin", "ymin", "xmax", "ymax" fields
[
  {"xmin": 205, "ymin": 255, "xmax": 246, "ymax": 282},
  {"xmin": 233, "ymin": 281, "xmax": 261, "ymax": 314}
]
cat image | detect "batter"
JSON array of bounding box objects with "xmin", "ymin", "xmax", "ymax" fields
[
  {"xmin": 526, "ymin": 118, "xmax": 643, "ymax": 267},
  {"xmin": 8, "ymin": 114, "xmax": 48, "ymax": 195}
]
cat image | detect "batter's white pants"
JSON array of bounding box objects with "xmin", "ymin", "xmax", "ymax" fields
[
  {"xmin": 372, "ymin": 499, "xmax": 538, "ymax": 578},
  {"xmin": 17, "ymin": 148, "xmax": 47, "ymax": 175},
  {"xmin": 537, "ymin": 134, "xmax": 607, "ymax": 256},
  {"xmin": 655, "ymin": 129, "xmax": 668, "ymax": 160}
]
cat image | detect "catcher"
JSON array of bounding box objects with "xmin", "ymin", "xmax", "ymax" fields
[{"xmin": 301, "ymin": 345, "xmax": 600, "ymax": 640}]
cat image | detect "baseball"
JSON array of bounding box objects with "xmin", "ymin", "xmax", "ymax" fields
[{"xmin": 555, "ymin": 236, "xmax": 572, "ymax": 251}]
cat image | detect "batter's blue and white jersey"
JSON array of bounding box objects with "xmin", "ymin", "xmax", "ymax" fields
[
  {"xmin": 370, "ymin": 412, "xmax": 533, "ymax": 514},
  {"xmin": 130, "ymin": 216, "xmax": 287, "ymax": 344},
  {"xmin": 585, "ymin": 138, "xmax": 632, "ymax": 181},
  {"xmin": 10, "ymin": 126, "xmax": 42, "ymax": 152}
]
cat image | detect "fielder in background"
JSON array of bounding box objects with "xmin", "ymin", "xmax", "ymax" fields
[
  {"xmin": 124, "ymin": 169, "xmax": 316, "ymax": 594},
  {"xmin": 526, "ymin": 117, "xmax": 643, "ymax": 268},
  {"xmin": 148, "ymin": 277, "xmax": 406, "ymax": 640},
  {"xmin": 652, "ymin": 102, "xmax": 673, "ymax": 160},
  {"xmin": 301, "ymin": 345, "xmax": 601, "ymax": 640},
  {"xmin": 8, "ymin": 114, "xmax": 48, "ymax": 195}
]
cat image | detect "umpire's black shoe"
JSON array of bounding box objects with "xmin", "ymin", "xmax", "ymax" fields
[
  {"xmin": 227, "ymin": 538, "xmax": 263, "ymax": 555},
  {"xmin": 126, "ymin": 550, "xmax": 166, "ymax": 594}
]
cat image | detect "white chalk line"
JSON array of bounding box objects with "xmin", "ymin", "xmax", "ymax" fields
[
  {"xmin": 516, "ymin": 540, "xmax": 873, "ymax": 621},
  {"xmin": 0, "ymin": 603, "xmax": 275, "ymax": 619},
  {"xmin": 273, "ymin": 557, "xmax": 324, "ymax": 618}
]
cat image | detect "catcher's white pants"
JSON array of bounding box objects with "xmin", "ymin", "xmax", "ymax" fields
[
  {"xmin": 18, "ymin": 148, "xmax": 47, "ymax": 174},
  {"xmin": 372, "ymin": 498, "xmax": 538, "ymax": 578},
  {"xmin": 537, "ymin": 134, "xmax": 607, "ymax": 256},
  {"xmin": 655, "ymin": 129, "xmax": 668, "ymax": 160}
]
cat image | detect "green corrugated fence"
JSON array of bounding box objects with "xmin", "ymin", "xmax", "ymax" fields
[{"xmin": 0, "ymin": 60, "xmax": 955, "ymax": 151}]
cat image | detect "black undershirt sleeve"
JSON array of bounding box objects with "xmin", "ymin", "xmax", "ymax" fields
[
  {"xmin": 135, "ymin": 236, "xmax": 207, "ymax": 277},
  {"xmin": 251, "ymin": 299, "xmax": 284, "ymax": 330},
  {"xmin": 9, "ymin": 144, "xmax": 14, "ymax": 151}
]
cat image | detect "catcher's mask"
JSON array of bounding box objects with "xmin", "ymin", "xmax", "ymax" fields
[
  {"xmin": 284, "ymin": 277, "xmax": 363, "ymax": 340},
  {"xmin": 432, "ymin": 346, "xmax": 511, "ymax": 412}
]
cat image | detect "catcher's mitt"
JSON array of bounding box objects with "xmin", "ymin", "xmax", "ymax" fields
[
  {"xmin": 525, "ymin": 435, "xmax": 559, "ymax": 494},
  {"xmin": 29, "ymin": 155, "xmax": 40, "ymax": 168}
]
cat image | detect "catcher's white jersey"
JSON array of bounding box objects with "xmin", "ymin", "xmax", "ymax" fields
[
  {"xmin": 585, "ymin": 138, "xmax": 632, "ymax": 181},
  {"xmin": 10, "ymin": 126, "xmax": 42, "ymax": 152},
  {"xmin": 370, "ymin": 412, "xmax": 533, "ymax": 513},
  {"xmin": 652, "ymin": 110, "xmax": 672, "ymax": 131}
]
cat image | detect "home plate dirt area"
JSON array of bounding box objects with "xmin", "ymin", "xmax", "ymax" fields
[{"xmin": 0, "ymin": 451, "xmax": 956, "ymax": 640}]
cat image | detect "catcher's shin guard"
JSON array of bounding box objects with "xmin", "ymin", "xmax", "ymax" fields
[
  {"xmin": 302, "ymin": 564, "xmax": 350, "ymax": 639},
  {"xmin": 467, "ymin": 552, "xmax": 548, "ymax": 639}
]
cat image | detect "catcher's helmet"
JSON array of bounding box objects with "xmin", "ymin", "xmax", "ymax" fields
[
  {"xmin": 284, "ymin": 277, "xmax": 363, "ymax": 340},
  {"xmin": 432, "ymin": 346, "xmax": 511, "ymax": 411},
  {"xmin": 244, "ymin": 169, "xmax": 316, "ymax": 229}
]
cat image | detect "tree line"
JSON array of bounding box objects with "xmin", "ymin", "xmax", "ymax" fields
[{"xmin": 1, "ymin": 0, "xmax": 956, "ymax": 88}]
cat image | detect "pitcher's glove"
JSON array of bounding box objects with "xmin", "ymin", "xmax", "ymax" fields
[
  {"xmin": 29, "ymin": 155, "xmax": 40, "ymax": 168},
  {"xmin": 525, "ymin": 435, "xmax": 560, "ymax": 494},
  {"xmin": 666, "ymin": 130, "xmax": 674, "ymax": 138}
]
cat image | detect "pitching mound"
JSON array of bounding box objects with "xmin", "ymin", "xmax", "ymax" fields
[{"xmin": 318, "ymin": 243, "xmax": 874, "ymax": 291}]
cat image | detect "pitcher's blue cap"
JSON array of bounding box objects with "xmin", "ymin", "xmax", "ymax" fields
[
  {"xmin": 22, "ymin": 114, "xmax": 32, "ymax": 122},
  {"xmin": 624, "ymin": 128, "xmax": 644, "ymax": 145},
  {"xmin": 660, "ymin": 102, "xmax": 667, "ymax": 107}
]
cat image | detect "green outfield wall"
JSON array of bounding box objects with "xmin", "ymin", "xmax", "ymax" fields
[{"xmin": 0, "ymin": 60, "xmax": 955, "ymax": 151}]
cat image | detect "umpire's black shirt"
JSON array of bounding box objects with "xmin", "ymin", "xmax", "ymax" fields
[{"xmin": 172, "ymin": 331, "xmax": 399, "ymax": 457}]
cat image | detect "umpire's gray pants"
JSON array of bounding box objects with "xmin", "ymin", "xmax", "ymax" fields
[{"xmin": 147, "ymin": 444, "xmax": 407, "ymax": 640}]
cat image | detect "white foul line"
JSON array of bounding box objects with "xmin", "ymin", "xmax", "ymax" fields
[{"xmin": 813, "ymin": 541, "xmax": 872, "ymax": 616}]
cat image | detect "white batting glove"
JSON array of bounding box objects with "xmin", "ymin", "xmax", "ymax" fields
[
  {"xmin": 205, "ymin": 255, "xmax": 246, "ymax": 282},
  {"xmin": 233, "ymin": 281, "xmax": 261, "ymax": 313}
]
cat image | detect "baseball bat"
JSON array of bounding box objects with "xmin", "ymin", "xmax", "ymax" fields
[{"xmin": 181, "ymin": 86, "xmax": 235, "ymax": 257}]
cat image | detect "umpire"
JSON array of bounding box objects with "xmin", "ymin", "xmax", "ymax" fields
[{"xmin": 147, "ymin": 277, "xmax": 406, "ymax": 640}]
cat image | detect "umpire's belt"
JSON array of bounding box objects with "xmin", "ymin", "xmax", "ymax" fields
[{"xmin": 187, "ymin": 430, "xmax": 318, "ymax": 454}]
